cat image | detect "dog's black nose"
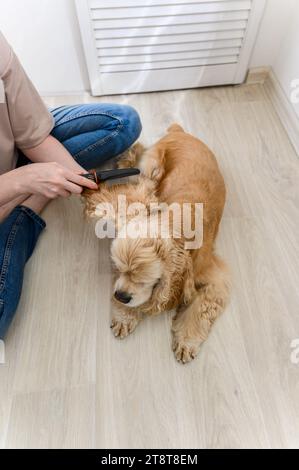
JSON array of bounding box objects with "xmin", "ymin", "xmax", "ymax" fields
[{"xmin": 114, "ymin": 290, "xmax": 132, "ymax": 304}]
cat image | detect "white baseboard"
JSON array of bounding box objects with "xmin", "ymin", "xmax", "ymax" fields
[
  {"xmin": 246, "ymin": 66, "xmax": 271, "ymax": 85},
  {"xmin": 40, "ymin": 90, "xmax": 90, "ymax": 98},
  {"xmin": 264, "ymin": 69, "xmax": 299, "ymax": 157},
  {"xmin": 245, "ymin": 67, "xmax": 299, "ymax": 156}
]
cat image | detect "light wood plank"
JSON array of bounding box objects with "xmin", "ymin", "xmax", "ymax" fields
[
  {"xmin": 5, "ymin": 385, "xmax": 95, "ymax": 449},
  {"xmin": 10, "ymin": 197, "xmax": 99, "ymax": 394}
]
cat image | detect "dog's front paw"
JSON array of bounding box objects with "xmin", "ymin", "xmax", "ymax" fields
[
  {"xmin": 172, "ymin": 336, "xmax": 200, "ymax": 364},
  {"xmin": 110, "ymin": 316, "xmax": 139, "ymax": 339}
]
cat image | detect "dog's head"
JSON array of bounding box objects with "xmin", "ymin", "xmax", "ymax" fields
[
  {"xmin": 111, "ymin": 229, "xmax": 195, "ymax": 310},
  {"xmin": 111, "ymin": 236, "xmax": 162, "ymax": 307}
]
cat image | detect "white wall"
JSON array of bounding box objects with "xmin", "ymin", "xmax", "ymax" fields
[
  {"xmin": 249, "ymin": 0, "xmax": 299, "ymax": 120},
  {"xmin": 0, "ymin": 0, "xmax": 89, "ymax": 95},
  {"xmin": 272, "ymin": 11, "xmax": 299, "ymax": 119},
  {"xmin": 249, "ymin": 0, "xmax": 297, "ymax": 68},
  {"xmin": 0, "ymin": 0, "xmax": 298, "ymax": 116}
]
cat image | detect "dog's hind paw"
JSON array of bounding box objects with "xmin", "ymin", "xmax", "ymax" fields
[
  {"xmin": 172, "ymin": 337, "xmax": 200, "ymax": 364},
  {"xmin": 110, "ymin": 316, "xmax": 139, "ymax": 339}
]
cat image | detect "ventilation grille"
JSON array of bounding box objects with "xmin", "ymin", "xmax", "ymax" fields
[
  {"xmin": 76, "ymin": 0, "xmax": 265, "ymax": 94},
  {"xmin": 88, "ymin": 0, "xmax": 252, "ymax": 74}
]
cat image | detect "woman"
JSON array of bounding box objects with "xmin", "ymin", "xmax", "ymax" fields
[{"xmin": 0, "ymin": 31, "xmax": 142, "ymax": 338}]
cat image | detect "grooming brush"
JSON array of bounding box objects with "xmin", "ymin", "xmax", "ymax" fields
[{"xmin": 82, "ymin": 168, "xmax": 140, "ymax": 185}]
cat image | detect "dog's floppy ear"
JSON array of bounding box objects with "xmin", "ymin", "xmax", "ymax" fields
[
  {"xmin": 152, "ymin": 238, "xmax": 195, "ymax": 310},
  {"xmin": 81, "ymin": 183, "xmax": 118, "ymax": 221},
  {"xmin": 82, "ymin": 177, "xmax": 158, "ymax": 238},
  {"xmin": 81, "ymin": 188, "xmax": 101, "ymax": 219}
]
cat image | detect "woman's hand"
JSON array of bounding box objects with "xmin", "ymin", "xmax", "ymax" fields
[{"xmin": 15, "ymin": 162, "xmax": 98, "ymax": 199}]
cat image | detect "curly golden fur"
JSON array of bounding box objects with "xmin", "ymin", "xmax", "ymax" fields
[{"xmin": 83, "ymin": 124, "xmax": 230, "ymax": 363}]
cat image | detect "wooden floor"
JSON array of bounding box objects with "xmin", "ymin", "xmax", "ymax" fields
[{"xmin": 1, "ymin": 83, "xmax": 299, "ymax": 449}]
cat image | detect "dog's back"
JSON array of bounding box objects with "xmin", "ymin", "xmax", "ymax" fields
[
  {"xmin": 158, "ymin": 123, "xmax": 225, "ymax": 208},
  {"xmin": 143, "ymin": 124, "xmax": 226, "ymax": 257}
]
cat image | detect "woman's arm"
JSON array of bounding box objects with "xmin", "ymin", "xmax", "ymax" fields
[
  {"xmin": 23, "ymin": 134, "xmax": 85, "ymax": 172},
  {"xmin": 0, "ymin": 135, "xmax": 97, "ymax": 212},
  {"xmin": 0, "ymin": 158, "xmax": 97, "ymax": 207},
  {"xmin": 0, "ymin": 169, "xmax": 29, "ymax": 206}
]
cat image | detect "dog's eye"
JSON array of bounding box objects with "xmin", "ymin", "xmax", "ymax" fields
[{"xmin": 153, "ymin": 279, "xmax": 161, "ymax": 289}]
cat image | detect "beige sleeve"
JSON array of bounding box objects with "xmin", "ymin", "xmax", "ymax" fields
[{"xmin": 0, "ymin": 32, "xmax": 54, "ymax": 150}]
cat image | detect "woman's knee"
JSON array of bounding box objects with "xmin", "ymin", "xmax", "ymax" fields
[{"xmin": 118, "ymin": 105, "xmax": 142, "ymax": 149}]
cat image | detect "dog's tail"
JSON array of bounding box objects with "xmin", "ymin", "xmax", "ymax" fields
[{"xmin": 167, "ymin": 123, "xmax": 185, "ymax": 133}]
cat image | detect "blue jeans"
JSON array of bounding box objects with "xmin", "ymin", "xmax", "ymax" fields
[{"xmin": 0, "ymin": 103, "xmax": 141, "ymax": 338}]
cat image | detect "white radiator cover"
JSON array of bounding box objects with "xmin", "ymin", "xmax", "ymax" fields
[{"xmin": 75, "ymin": 0, "xmax": 266, "ymax": 95}]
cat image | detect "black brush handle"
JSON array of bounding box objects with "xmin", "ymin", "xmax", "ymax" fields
[
  {"xmin": 97, "ymin": 168, "xmax": 140, "ymax": 181},
  {"xmin": 82, "ymin": 168, "xmax": 140, "ymax": 183}
]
